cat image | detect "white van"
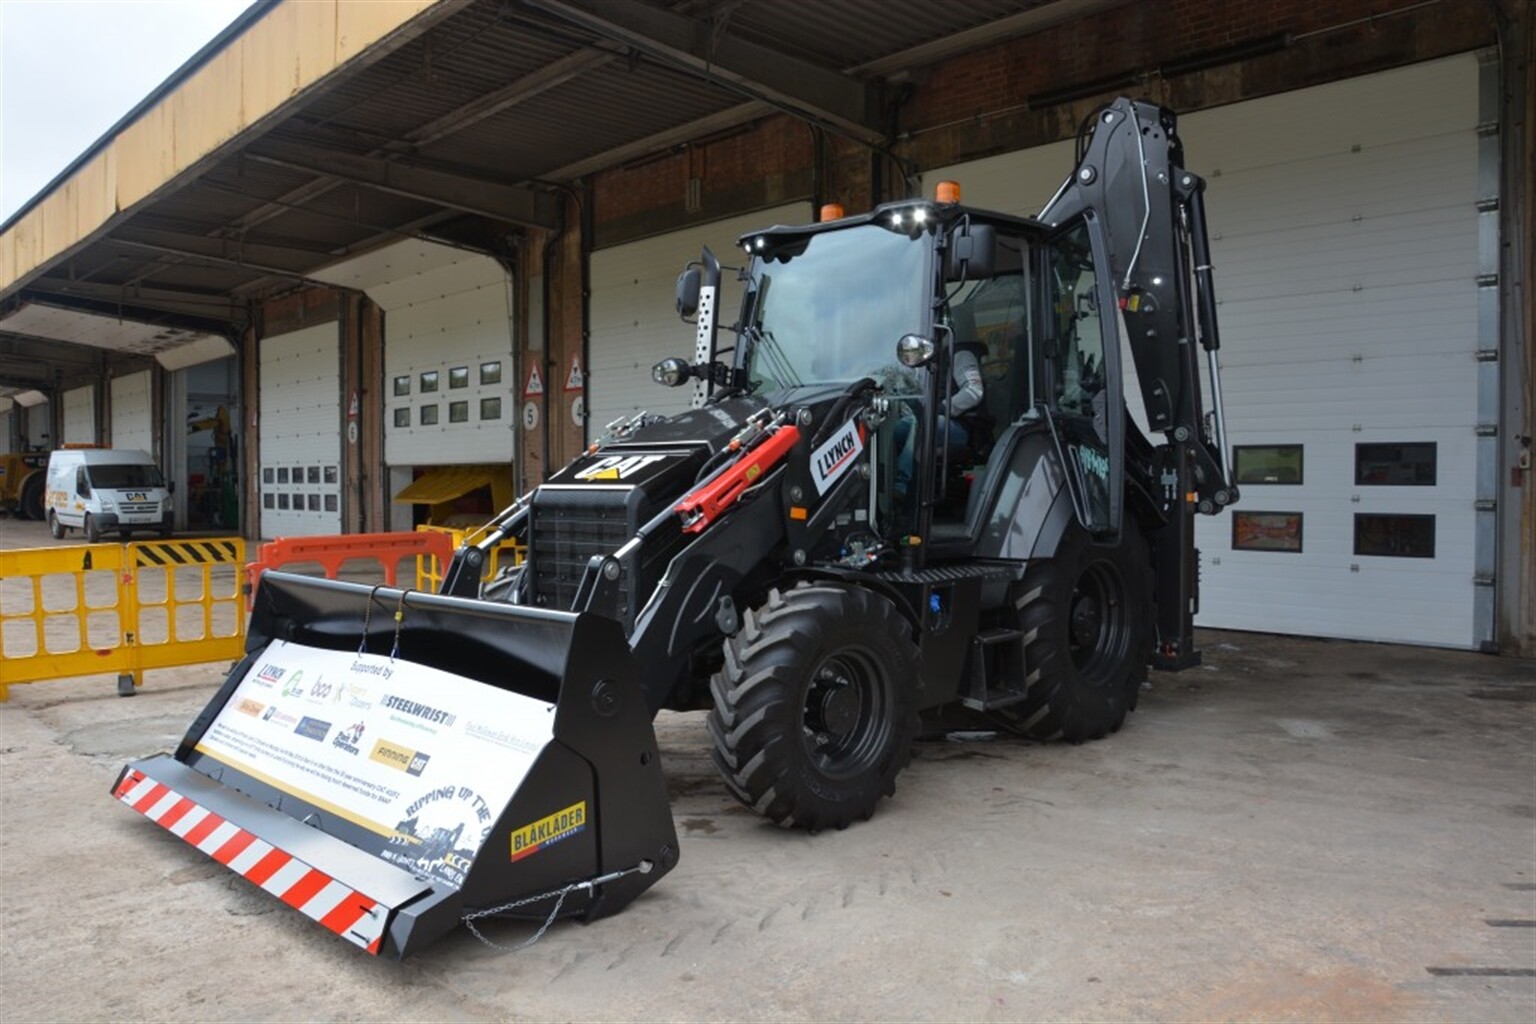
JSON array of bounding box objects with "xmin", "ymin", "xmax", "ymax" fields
[{"xmin": 46, "ymin": 448, "xmax": 174, "ymax": 541}]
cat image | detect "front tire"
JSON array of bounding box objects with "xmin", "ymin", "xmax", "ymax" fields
[
  {"xmin": 84, "ymin": 513, "xmax": 102, "ymax": 543},
  {"xmin": 994, "ymin": 519, "xmax": 1154, "ymax": 743},
  {"xmin": 708, "ymin": 583, "xmax": 919, "ymax": 831}
]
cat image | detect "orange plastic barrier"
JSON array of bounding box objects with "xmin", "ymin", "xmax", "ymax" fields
[{"xmin": 245, "ymin": 532, "xmax": 455, "ymax": 608}]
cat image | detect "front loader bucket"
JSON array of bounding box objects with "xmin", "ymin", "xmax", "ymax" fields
[{"xmin": 112, "ymin": 571, "xmax": 677, "ymax": 958}]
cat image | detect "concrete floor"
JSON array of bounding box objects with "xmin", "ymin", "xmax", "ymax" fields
[{"xmin": 1, "ymin": 514, "xmax": 1533, "ymax": 1021}]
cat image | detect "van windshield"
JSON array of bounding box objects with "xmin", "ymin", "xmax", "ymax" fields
[{"xmin": 89, "ymin": 464, "xmax": 164, "ymax": 489}]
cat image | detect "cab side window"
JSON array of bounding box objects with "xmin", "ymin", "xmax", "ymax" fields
[
  {"xmin": 75, "ymin": 467, "xmax": 90, "ymax": 497},
  {"xmin": 943, "ymin": 231, "xmax": 1031, "ymax": 429}
]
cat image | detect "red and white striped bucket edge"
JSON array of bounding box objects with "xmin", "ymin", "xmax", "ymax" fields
[{"xmin": 113, "ymin": 767, "xmax": 389, "ymax": 955}]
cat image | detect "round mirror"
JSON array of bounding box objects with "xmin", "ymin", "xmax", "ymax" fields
[
  {"xmin": 896, "ymin": 334, "xmax": 937, "ymax": 368},
  {"xmin": 652, "ymin": 358, "xmax": 691, "ymax": 387}
]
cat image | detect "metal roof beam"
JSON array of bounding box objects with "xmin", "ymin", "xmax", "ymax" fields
[
  {"xmin": 110, "ymin": 226, "xmax": 330, "ymax": 276},
  {"xmin": 855, "ymin": 0, "xmax": 1131, "ymax": 76},
  {"xmin": 405, "ymin": 46, "xmax": 621, "ymax": 148},
  {"xmin": 544, "ymin": 100, "xmax": 768, "ymax": 182},
  {"xmin": 101, "ymin": 237, "xmax": 317, "ymax": 284},
  {"xmin": 25, "ymin": 280, "xmax": 244, "ymax": 323},
  {"xmin": 524, "ymin": 0, "xmax": 884, "ymax": 145},
  {"xmin": 246, "ymin": 140, "xmax": 562, "ymax": 229}
]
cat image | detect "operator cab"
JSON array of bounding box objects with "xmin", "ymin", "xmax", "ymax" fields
[{"xmin": 728, "ymin": 189, "xmax": 1123, "ymax": 556}]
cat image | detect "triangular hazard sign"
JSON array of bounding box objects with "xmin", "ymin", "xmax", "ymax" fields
[
  {"xmin": 565, "ymin": 356, "xmax": 584, "ymax": 392},
  {"xmin": 524, "ymin": 365, "xmax": 544, "ymax": 396}
]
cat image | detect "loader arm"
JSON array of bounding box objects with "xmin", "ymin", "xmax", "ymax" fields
[{"xmin": 1040, "ymin": 98, "xmax": 1239, "ymax": 668}]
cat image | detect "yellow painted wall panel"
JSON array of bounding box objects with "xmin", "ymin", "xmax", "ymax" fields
[
  {"xmin": 336, "ymin": 0, "xmax": 439, "ymax": 65},
  {"xmin": 1, "ymin": 0, "xmax": 449, "ymax": 293},
  {"xmin": 115, "ymin": 105, "xmax": 176, "ymax": 211},
  {"xmin": 40, "ymin": 190, "xmax": 73, "ymax": 266},
  {"xmin": 295, "ymin": 0, "xmax": 340, "ymax": 91},
  {"xmin": 0, "ymin": 232, "xmax": 16, "ymax": 289},
  {"xmin": 13, "ymin": 216, "xmax": 41, "ymax": 281},
  {"xmin": 171, "ymin": 44, "xmax": 246, "ymax": 178},
  {"xmin": 70, "ymin": 151, "xmax": 117, "ymax": 237},
  {"xmin": 241, "ymin": 3, "xmax": 301, "ymax": 115}
]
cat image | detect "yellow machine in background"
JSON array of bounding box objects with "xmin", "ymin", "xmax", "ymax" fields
[{"xmin": 0, "ymin": 452, "xmax": 47, "ymax": 520}]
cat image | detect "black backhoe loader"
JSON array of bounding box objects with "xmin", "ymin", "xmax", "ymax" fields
[{"xmin": 114, "ymin": 98, "xmax": 1238, "ymax": 957}]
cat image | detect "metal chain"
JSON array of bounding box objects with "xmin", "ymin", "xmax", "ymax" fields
[
  {"xmin": 461, "ymin": 860, "xmax": 653, "ymax": 953},
  {"xmin": 357, "ymin": 585, "xmax": 384, "ymax": 655},
  {"xmin": 389, "ymin": 589, "xmax": 409, "ymax": 661}
]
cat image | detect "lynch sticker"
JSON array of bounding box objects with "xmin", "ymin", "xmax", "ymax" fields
[
  {"xmin": 810, "ymin": 420, "xmax": 864, "ymax": 495},
  {"xmin": 510, "ymin": 801, "xmax": 588, "ymax": 862}
]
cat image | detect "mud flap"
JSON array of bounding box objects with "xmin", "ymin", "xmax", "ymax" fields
[{"xmin": 112, "ymin": 572, "xmax": 678, "ymax": 958}]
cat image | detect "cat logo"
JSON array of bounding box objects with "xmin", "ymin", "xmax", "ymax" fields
[{"xmin": 572, "ymin": 454, "xmax": 667, "ymax": 481}]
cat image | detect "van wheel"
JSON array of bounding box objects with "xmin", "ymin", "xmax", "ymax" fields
[
  {"xmin": 49, "ymin": 512, "xmax": 65, "ymax": 540},
  {"xmin": 84, "ymin": 513, "xmax": 102, "ymax": 543}
]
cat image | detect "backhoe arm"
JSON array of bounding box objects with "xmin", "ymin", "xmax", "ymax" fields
[{"xmin": 1041, "ymin": 97, "xmax": 1240, "ymax": 668}]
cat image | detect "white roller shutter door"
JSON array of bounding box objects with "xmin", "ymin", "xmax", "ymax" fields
[
  {"xmin": 25, "ymin": 402, "xmax": 50, "ymax": 445},
  {"xmin": 62, "ymin": 386, "xmax": 95, "ymax": 445},
  {"xmin": 110, "ymin": 371, "xmax": 153, "ymax": 453},
  {"xmin": 258, "ymin": 322, "xmax": 342, "ymax": 538},
  {"xmin": 588, "ymin": 203, "xmax": 811, "ymax": 427},
  {"xmin": 925, "ymin": 55, "xmax": 1480, "ymax": 647},
  {"xmin": 379, "ymin": 256, "xmax": 514, "ymax": 467}
]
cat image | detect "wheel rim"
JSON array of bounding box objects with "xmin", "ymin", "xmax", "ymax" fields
[
  {"xmin": 800, "ymin": 646, "xmax": 893, "ymax": 780},
  {"xmin": 1067, "ymin": 560, "xmax": 1130, "ymax": 682}
]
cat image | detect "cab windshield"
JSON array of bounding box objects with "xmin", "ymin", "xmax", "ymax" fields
[
  {"xmin": 89, "ymin": 464, "xmax": 165, "ymax": 489},
  {"xmin": 742, "ymin": 224, "xmax": 928, "ymax": 395}
]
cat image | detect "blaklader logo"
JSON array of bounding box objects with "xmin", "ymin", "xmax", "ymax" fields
[
  {"xmin": 371, "ymin": 739, "xmax": 431, "ymax": 777},
  {"xmin": 810, "ymin": 419, "xmax": 864, "ymax": 495},
  {"xmin": 510, "ymin": 801, "xmax": 587, "ymax": 862}
]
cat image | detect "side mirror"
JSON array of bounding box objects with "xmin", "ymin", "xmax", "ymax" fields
[
  {"xmin": 652, "ymin": 358, "xmax": 693, "ymax": 387},
  {"xmin": 675, "ymin": 267, "xmax": 701, "ymax": 321},
  {"xmin": 896, "ymin": 334, "xmax": 937, "ymax": 368},
  {"xmin": 77, "ymin": 482, "xmax": 91, "ymax": 498},
  {"xmin": 944, "ymin": 224, "xmax": 996, "ymax": 282}
]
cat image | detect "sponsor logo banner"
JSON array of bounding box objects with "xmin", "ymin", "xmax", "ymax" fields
[
  {"xmin": 195, "ymin": 640, "xmax": 557, "ymax": 889},
  {"xmin": 294, "ymin": 716, "xmax": 332, "ymax": 742}
]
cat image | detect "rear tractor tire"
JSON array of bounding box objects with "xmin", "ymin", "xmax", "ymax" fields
[
  {"xmin": 708, "ymin": 583, "xmax": 919, "ymax": 831},
  {"xmin": 993, "ymin": 520, "xmax": 1154, "ymax": 743},
  {"xmin": 18, "ymin": 471, "xmax": 44, "ymax": 521}
]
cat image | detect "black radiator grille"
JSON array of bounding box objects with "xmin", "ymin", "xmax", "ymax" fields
[{"xmin": 529, "ymin": 491, "xmax": 635, "ymax": 614}]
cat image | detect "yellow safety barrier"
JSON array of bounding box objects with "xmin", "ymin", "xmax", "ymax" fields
[
  {"xmin": 0, "ymin": 538, "xmax": 246, "ymax": 700},
  {"xmin": 414, "ymin": 524, "xmax": 525, "ymax": 592}
]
